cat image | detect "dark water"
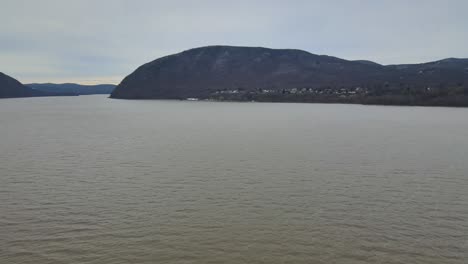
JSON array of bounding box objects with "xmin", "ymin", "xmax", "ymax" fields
[{"xmin": 1, "ymin": 95, "xmax": 467, "ymax": 263}]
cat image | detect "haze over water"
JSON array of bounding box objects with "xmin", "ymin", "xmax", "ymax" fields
[{"xmin": 1, "ymin": 95, "xmax": 467, "ymax": 263}]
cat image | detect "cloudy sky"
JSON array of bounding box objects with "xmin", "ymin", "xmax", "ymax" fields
[{"xmin": 1, "ymin": 0, "xmax": 467, "ymax": 84}]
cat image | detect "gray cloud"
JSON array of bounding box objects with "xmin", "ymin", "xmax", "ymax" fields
[{"xmin": 1, "ymin": 0, "xmax": 467, "ymax": 84}]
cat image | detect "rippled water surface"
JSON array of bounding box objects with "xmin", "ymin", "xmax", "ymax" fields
[{"xmin": 1, "ymin": 95, "xmax": 467, "ymax": 263}]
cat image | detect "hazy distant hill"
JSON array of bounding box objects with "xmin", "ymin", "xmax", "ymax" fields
[
  {"xmin": 110, "ymin": 46, "xmax": 468, "ymax": 106},
  {"xmin": 27, "ymin": 83, "xmax": 116, "ymax": 95},
  {"xmin": 0, "ymin": 72, "xmax": 46, "ymax": 98}
]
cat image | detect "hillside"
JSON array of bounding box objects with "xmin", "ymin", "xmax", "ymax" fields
[{"xmin": 0, "ymin": 72, "xmax": 46, "ymax": 98}]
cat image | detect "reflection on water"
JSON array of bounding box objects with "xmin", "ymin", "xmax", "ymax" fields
[{"xmin": 1, "ymin": 95, "xmax": 467, "ymax": 263}]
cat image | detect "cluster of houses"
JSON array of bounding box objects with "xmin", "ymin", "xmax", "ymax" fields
[{"xmin": 213, "ymin": 87, "xmax": 368, "ymax": 96}]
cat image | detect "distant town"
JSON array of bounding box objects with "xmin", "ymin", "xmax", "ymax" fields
[
  {"xmin": 204, "ymin": 83, "xmax": 468, "ymax": 106},
  {"xmin": 214, "ymin": 86, "xmax": 367, "ymax": 96}
]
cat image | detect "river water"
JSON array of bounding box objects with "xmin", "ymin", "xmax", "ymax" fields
[{"xmin": 1, "ymin": 95, "xmax": 467, "ymax": 263}]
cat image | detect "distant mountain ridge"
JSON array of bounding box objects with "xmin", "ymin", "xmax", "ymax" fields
[
  {"xmin": 27, "ymin": 83, "xmax": 115, "ymax": 95},
  {"xmin": 110, "ymin": 46, "xmax": 468, "ymax": 106},
  {"xmin": 1, "ymin": 72, "xmax": 115, "ymax": 99}
]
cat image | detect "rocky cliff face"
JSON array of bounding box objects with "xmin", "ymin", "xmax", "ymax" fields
[{"xmin": 110, "ymin": 46, "xmax": 468, "ymax": 100}]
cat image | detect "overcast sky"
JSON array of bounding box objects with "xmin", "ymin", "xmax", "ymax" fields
[{"xmin": 1, "ymin": 0, "xmax": 467, "ymax": 84}]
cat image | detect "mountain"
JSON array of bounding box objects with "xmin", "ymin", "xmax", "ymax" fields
[
  {"xmin": 110, "ymin": 46, "xmax": 468, "ymax": 106},
  {"xmin": 111, "ymin": 46, "xmax": 387, "ymax": 99},
  {"xmin": 0, "ymin": 72, "xmax": 46, "ymax": 98},
  {"xmin": 27, "ymin": 83, "xmax": 115, "ymax": 95}
]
